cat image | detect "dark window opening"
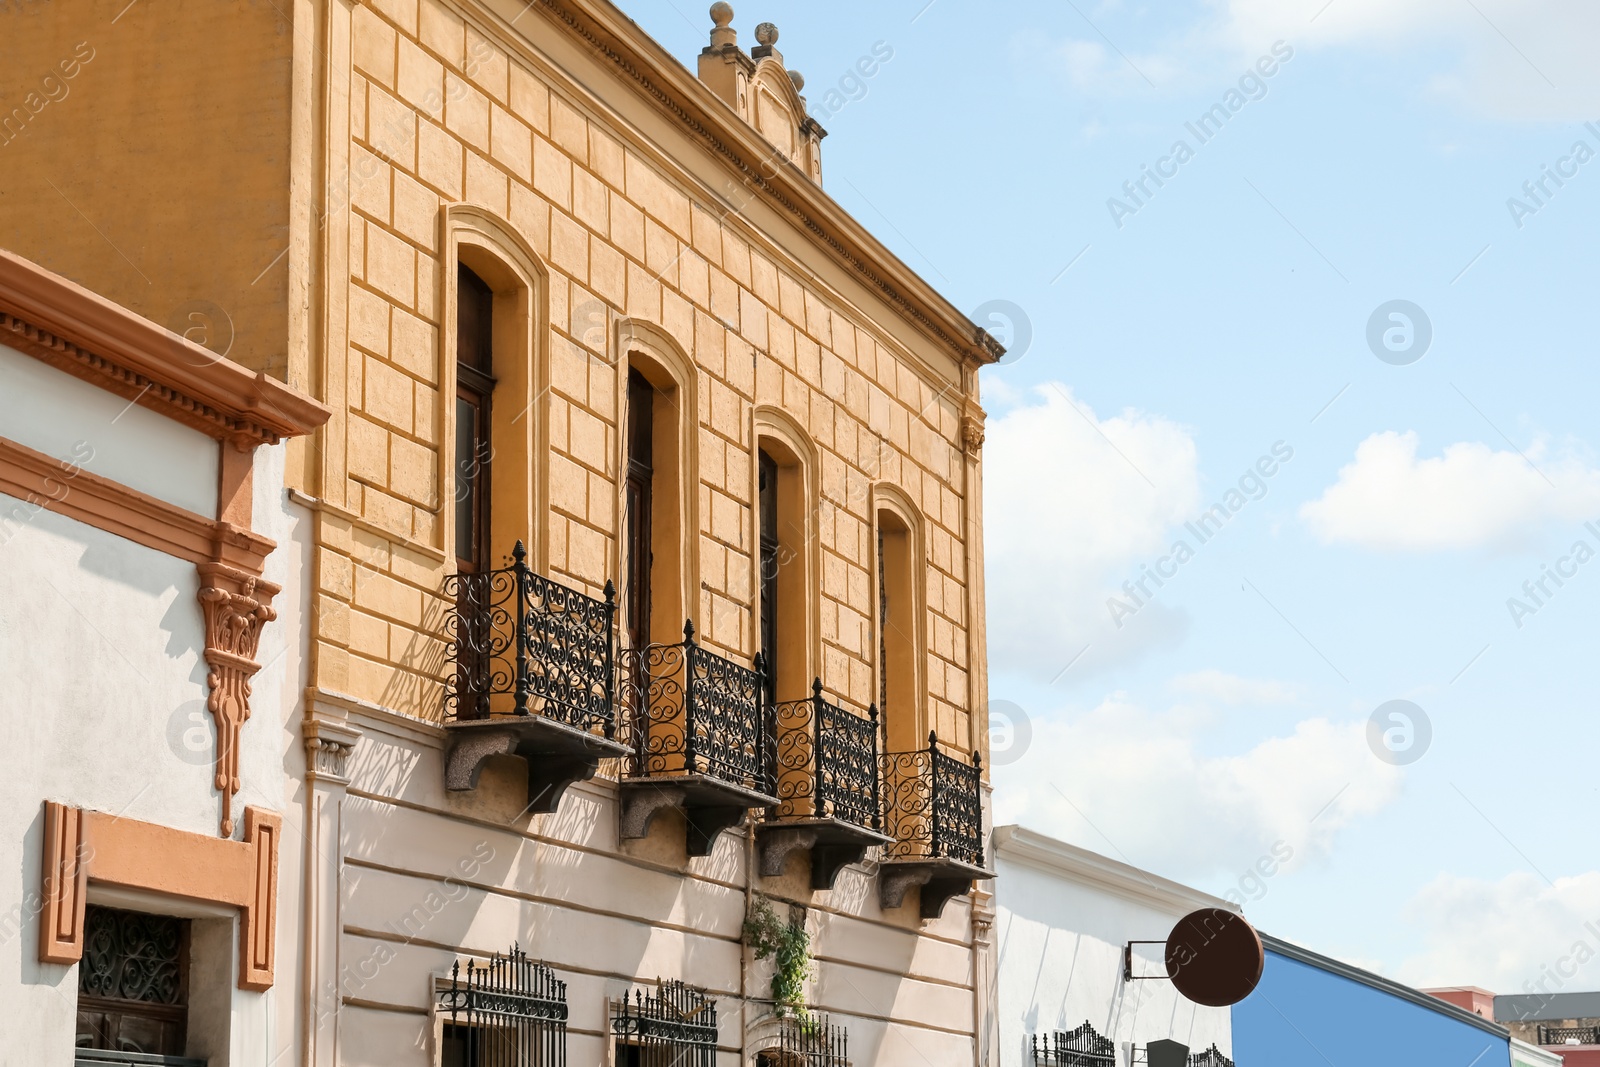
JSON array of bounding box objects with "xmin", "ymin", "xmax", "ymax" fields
[
  {"xmin": 455, "ymin": 263, "xmax": 496, "ymax": 573},
  {"xmin": 624, "ymin": 369, "xmax": 655, "ymax": 652},
  {"xmin": 758, "ymin": 449, "xmax": 780, "ymax": 703},
  {"xmin": 75, "ymin": 906, "xmax": 191, "ymax": 1058},
  {"xmin": 877, "ymin": 525, "xmax": 888, "ymax": 718}
]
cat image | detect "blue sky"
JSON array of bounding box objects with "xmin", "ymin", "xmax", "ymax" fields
[{"xmin": 626, "ymin": 0, "xmax": 1600, "ymax": 992}]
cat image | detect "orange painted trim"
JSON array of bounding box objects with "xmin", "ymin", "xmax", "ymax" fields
[
  {"xmin": 0, "ymin": 249, "xmax": 330, "ymax": 446},
  {"xmin": 38, "ymin": 802, "xmax": 89, "ymax": 965},
  {"xmin": 38, "ymin": 801, "xmax": 280, "ymax": 990},
  {"xmin": 0, "ymin": 434, "xmax": 274, "ymax": 575}
]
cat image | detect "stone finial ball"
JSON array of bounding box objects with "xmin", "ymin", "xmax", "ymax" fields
[
  {"xmin": 709, "ymin": 2, "xmax": 733, "ymax": 27},
  {"xmin": 788, "ymin": 70, "xmax": 805, "ymax": 92},
  {"xmin": 754, "ymin": 22, "xmax": 779, "ymax": 45}
]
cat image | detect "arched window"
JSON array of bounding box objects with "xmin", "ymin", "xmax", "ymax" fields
[
  {"xmin": 442, "ymin": 206, "xmax": 548, "ymax": 571},
  {"xmin": 874, "ymin": 492, "xmax": 924, "ymax": 753}
]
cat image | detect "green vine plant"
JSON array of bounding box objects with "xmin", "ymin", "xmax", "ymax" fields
[{"xmin": 744, "ymin": 895, "xmax": 812, "ymax": 1016}]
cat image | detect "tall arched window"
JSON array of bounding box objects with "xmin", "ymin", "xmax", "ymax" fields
[
  {"xmin": 442, "ymin": 205, "xmax": 548, "ymax": 572},
  {"xmin": 874, "ymin": 498, "xmax": 923, "ymax": 753}
]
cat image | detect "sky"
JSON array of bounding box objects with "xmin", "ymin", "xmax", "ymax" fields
[{"xmin": 624, "ymin": 0, "xmax": 1600, "ymax": 995}]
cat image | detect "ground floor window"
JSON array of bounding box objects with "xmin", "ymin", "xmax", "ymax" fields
[
  {"xmin": 611, "ymin": 980, "xmax": 718, "ymax": 1067},
  {"xmin": 75, "ymin": 905, "xmax": 190, "ymax": 1057},
  {"xmin": 438, "ymin": 945, "xmax": 568, "ymax": 1067}
]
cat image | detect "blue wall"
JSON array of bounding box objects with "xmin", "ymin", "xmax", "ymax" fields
[{"xmin": 1231, "ymin": 949, "xmax": 1511, "ymax": 1067}]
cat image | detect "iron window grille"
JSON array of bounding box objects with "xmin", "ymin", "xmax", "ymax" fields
[
  {"xmin": 756, "ymin": 1013, "xmax": 850, "ymax": 1067},
  {"xmin": 1031, "ymin": 1023, "xmax": 1115, "ymax": 1066},
  {"xmin": 881, "ymin": 731, "xmax": 984, "ymax": 866},
  {"xmin": 1539, "ymin": 1025, "xmax": 1600, "ymax": 1044},
  {"xmin": 620, "ymin": 621, "xmax": 774, "ymax": 794},
  {"xmin": 76, "ymin": 906, "xmax": 191, "ymax": 1059},
  {"xmin": 444, "ymin": 541, "xmax": 617, "ymax": 736},
  {"xmin": 611, "ymin": 980, "xmax": 719, "ymax": 1067},
  {"xmin": 1188, "ymin": 1046, "xmax": 1235, "ymax": 1067},
  {"xmin": 438, "ymin": 945, "xmax": 568, "ymax": 1067},
  {"xmin": 770, "ymin": 680, "xmax": 882, "ymax": 830}
]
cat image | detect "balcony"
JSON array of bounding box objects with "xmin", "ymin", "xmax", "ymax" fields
[
  {"xmin": 1539, "ymin": 1025, "xmax": 1600, "ymax": 1045},
  {"xmin": 756, "ymin": 681, "xmax": 891, "ymax": 889},
  {"xmin": 879, "ymin": 731, "xmax": 991, "ymax": 918},
  {"xmin": 442, "ymin": 542, "xmax": 631, "ymax": 812},
  {"xmin": 618, "ymin": 621, "xmax": 779, "ymax": 855}
]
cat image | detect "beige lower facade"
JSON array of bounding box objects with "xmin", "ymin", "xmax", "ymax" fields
[{"xmin": 301, "ymin": 689, "xmax": 994, "ymax": 1066}]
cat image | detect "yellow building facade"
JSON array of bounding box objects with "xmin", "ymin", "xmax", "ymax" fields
[{"xmin": 3, "ymin": 0, "xmax": 1002, "ymax": 1063}]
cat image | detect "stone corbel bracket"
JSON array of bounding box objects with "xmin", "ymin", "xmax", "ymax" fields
[
  {"xmin": 198, "ymin": 561, "xmax": 281, "ymax": 837},
  {"xmin": 443, "ymin": 717, "xmax": 632, "ymax": 815},
  {"xmin": 38, "ymin": 800, "xmax": 280, "ymax": 989},
  {"xmin": 879, "ymin": 857, "xmax": 993, "ymax": 921},
  {"xmin": 619, "ymin": 775, "xmax": 777, "ymax": 858},
  {"xmin": 755, "ymin": 818, "xmax": 893, "ymax": 890}
]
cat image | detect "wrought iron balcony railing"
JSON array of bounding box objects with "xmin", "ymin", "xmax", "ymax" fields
[
  {"xmin": 771, "ymin": 680, "xmax": 882, "ymax": 831},
  {"xmin": 1539, "ymin": 1025, "xmax": 1600, "ymax": 1045},
  {"xmin": 882, "ymin": 731, "xmax": 985, "ymax": 868},
  {"xmin": 443, "ymin": 541, "xmax": 616, "ymax": 736},
  {"xmin": 620, "ymin": 621, "xmax": 774, "ymax": 795}
]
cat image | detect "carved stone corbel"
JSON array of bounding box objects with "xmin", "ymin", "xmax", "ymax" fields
[
  {"xmin": 198, "ymin": 561, "xmax": 280, "ymax": 837},
  {"xmin": 961, "ymin": 415, "xmax": 986, "ymax": 455}
]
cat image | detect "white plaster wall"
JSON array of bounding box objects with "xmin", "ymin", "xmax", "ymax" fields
[
  {"xmin": 0, "ymin": 443, "xmax": 300, "ymax": 1066},
  {"xmin": 0, "ymin": 341, "xmax": 219, "ymax": 518},
  {"xmin": 994, "ymin": 839, "xmax": 1233, "ymax": 1067}
]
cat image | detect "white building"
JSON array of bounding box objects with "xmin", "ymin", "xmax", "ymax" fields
[
  {"xmin": 992, "ymin": 825, "xmax": 1236, "ymax": 1067},
  {"xmin": 0, "ymin": 250, "xmax": 327, "ymax": 1065}
]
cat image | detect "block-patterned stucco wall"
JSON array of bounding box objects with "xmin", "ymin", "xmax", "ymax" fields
[
  {"xmin": 315, "ymin": 0, "xmax": 981, "ymax": 754},
  {"xmin": 0, "ymin": 0, "xmax": 294, "ymax": 380},
  {"xmin": 298, "ymin": 1, "xmax": 992, "ymax": 1064}
]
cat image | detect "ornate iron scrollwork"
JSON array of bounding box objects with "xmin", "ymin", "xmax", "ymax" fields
[
  {"xmin": 771, "ymin": 680, "xmax": 880, "ymax": 830},
  {"xmin": 882, "ymin": 731, "xmax": 984, "ymax": 867},
  {"xmin": 619, "ymin": 621, "xmax": 772, "ymax": 794},
  {"xmin": 444, "ymin": 541, "xmax": 617, "ymax": 736}
]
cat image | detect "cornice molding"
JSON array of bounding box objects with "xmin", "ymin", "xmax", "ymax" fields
[
  {"xmin": 991, "ymin": 824, "xmax": 1237, "ymax": 917},
  {"xmin": 508, "ymin": 0, "xmax": 1004, "ymax": 373},
  {"xmin": 0, "ymin": 435, "xmax": 275, "ymax": 574},
  {"xmin": 0, "ymin": 250, "xmax": 330, "ymax": 447}
]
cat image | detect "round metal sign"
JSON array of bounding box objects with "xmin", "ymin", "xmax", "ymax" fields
[{"xmin": 1165, "ymin": 908, "xmax": 1264, "ymax": 1008}]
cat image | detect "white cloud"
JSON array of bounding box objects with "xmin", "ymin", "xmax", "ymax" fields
[
  {"xmin": 992, "ymin": 695, "xmax": 1401, "ymax": 883},
  {"xmin": 1041, "ymin": 0, "xmax": 1600, "ymax": 121},
  {"xmin": 1300, "ymin": 431, "xmax": 1600, "ymax": 551},
  {"xmin": 1171, "ymin": 669, "xmax": 1303, "ymax": 706},
  {"xmin": 1396, "ymin": 871, "xmax": 1600, "ymax": 990},
  {"xmin": 1235, "ymin": 0, "xmax": 1596, "ymax": 121},
  {"xmin": 983, "ymin": 385, "xmax": 1202, "ymax": 679}
]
